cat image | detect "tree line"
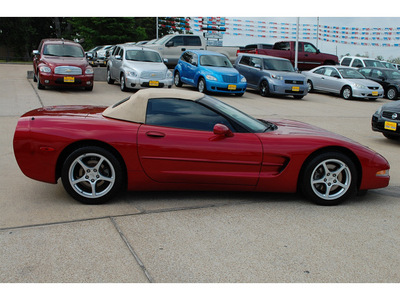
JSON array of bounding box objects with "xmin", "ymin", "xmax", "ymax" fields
[{"xmin": 0, "ymin": 17, "xmax": 189, "ymax": 61}]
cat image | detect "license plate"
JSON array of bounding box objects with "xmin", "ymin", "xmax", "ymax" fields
[
  {"xmin": 64, "ymin": 77, "xmax": 75, "ymax": 83},
  {"xmin": 385, "ymin": 121, "xmax": 397, "ymax": 131},
  {"xmin": 292, "ymin": 86, "xmax": 300, "ymax": 92},
  {"xmin": 149, "ymin": 81, "xmax": 159, "ymax": 87},
  {"xmin": 372, "ymin": 91, "xmax": 378, "ymax": 96},
  {"xmin": 228, "ymin": 85, "xmax": 237, "ymax": 90}
]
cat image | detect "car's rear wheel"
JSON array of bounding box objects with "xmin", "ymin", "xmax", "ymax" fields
[
  {"xmin": 301, "ymin": 152, "xmax": 357, "ymax": 206},
  {"xmin": 174, "ymin": 71, "xmax": 182, "ymax": 87},
  {"xmin": 341, "ymin": 86, "xmax": 352, "ymax": 100},
  {"xmin": 386, "ymin": 87, "xmax": 398, "ymax": 100},
  {"xmin": 61, "ymin": 146, "xmax": 123, "ymax": 205},
  {"xmin": 259, "ymin": 80, "xmax": 270, "ymax": 97}
]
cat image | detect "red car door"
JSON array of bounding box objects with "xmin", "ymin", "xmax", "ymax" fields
[{"xmin": 137, "ymin": 125, "xmax": 263, "ymax": 186}]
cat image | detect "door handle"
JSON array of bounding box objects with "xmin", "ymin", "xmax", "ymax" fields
[
  {"xmin": 181, "ymin": 48, "xmax": 186, "ymax": 51},
  {"xmin": 146, "ymin": 131, "xmax": 165, "ymax": 138}
]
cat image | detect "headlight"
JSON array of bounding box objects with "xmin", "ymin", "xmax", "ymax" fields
[
  {"xmin": 39, "ymin": 66, "xmax": 51, "ymax": 73},
  {"xmin": 352, "ymin": 83, "xmax": 366, "ymax": 89},
  {"xmin": 240, "ymin": 75, "xmax": 247, "ymax": 83},
  {"xmin": 126, "ymin": 70, "xmax": 138, "ymax": 77},
  {"xmin": 270, "ymin": 74, "xmax": 283, "ymax": 80},
  {"xmin": 85, "ymin": 67, "xmax": 94, "ymax": 75},
  {"xmin": 166, "ymin": 70, "xmax": 173, "ymax": 78},
  {"xmin": 206, "ymin": 74, "xmax": 217, "ymax": 81}
]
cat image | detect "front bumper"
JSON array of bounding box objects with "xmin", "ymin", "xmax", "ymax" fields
[
  {"xmin": 353, "ymin": 87, "xmax": 384, "ymax": 99},
  {"xmin": 39, "ymin": 72, "xmax": 94, "ymax": 88},
  {"xmin": 205, "ymin": 80, "xmax": 247, "ymax": 94},
  {"xmin": 269, "ymin": 81, "xmax": 308, "ymax": 96},
  {"xmin": 372, "ymin": 113, "xmax": 400, "ymax": 136},
  {"xmin": 126, "ymin": 76, "xmax": 173, "ymax": 89}
]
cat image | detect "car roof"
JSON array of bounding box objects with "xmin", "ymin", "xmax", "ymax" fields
[
  {"xmin": 237, "ymin": 52, "xmax": 289, "ymax": 61},
  {"xmin": 41, "ymin": 38, "xmax": 78, "ymax": 46},
  {"xmin": 118, "ymin": 44, "xmax": 159, "ymax": 52},
  {"xmin": 188, "ymin": 50, "xmax": 225, "ymax": 56},
  {"xmin": 102, "ymin": 89, "xmax": 204, "ymax": 123}
]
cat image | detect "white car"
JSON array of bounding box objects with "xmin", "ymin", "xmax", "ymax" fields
[
  {"xmin": 340, "ymin": 56, "xmax": 385, "ymax": 68},
  {"xmin": 303, "ymin": 65, "xmax": 384, "ymax": 100},
  {"xmin": 107, "ymin": 45, "xmax": 173, "ymax": 91}
]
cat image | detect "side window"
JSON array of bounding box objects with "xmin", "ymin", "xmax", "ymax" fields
[
  {"xmin": 181, "ymin": 51, "xmax": 192, "ymax": 63},
  {"xmin": 146, "ymin": 98, "xmax": 233, "ymax": 131},
  {"xmin": 274, "ymin": 42, "xmax": 290, "ymax": 50},
  {"xmin": 303, "ymin": 43, "xmax": 317, "ymax": 53},
  {"xmin": 352, "ymin": 59, "xmax": 363, "ymax": 68},
  {"xmin": 170, "ymin": 36, "xmax": 184, "ymax": 46},
  {"xmin": 328, "ymin": 69, "xmax": 340, "ymax": 78},
  {"xmin": 371, "ymin": 69, "xmax": 384, "ymax": 79},
  {"xmin": 341, "ymin": 58, "xmax": 351, "ymax": 66},
  {"xmin": 184, "ymin": 36, "xmax": 202, "ymax": 46},
  {"xmin": 112, "ymin": 46, "xmax": 120, "ymax": 56},
  {"xmin": 119, "ymin": 49, "xmax": 124, "ymax": 58},
  {"xmin": 250, "ymin": 57, "xmax": 262, "ymax": 68},
  {"xmin": 313, "ymin": 67, "xmax": 326, "ymax": 75},
  {"xmin": 239, "ymin": 55, "xmax": 251, "ymax": 66},
  {"xmin": 359, "ymin": 68, "xmax": 371, "ymax": 76},
  {"xmin": 191, "ymin": 53, "xmax": 198, "ymax": 65}
]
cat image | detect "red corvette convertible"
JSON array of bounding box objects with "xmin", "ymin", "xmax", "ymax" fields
[{"xmin": 13, "ymin": 89, "xmax": 390, "ymax": 205}]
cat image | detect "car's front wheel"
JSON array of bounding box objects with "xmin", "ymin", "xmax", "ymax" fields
[
  {"xmin": 37, "ymin": 73, "xmax": 45, "ymax": 90},
  {"xmin": 301, "ymin": 152, "xmax": 357, "ymax": 206},
  {"xmin": 107, "ymin": 68, "xmax": 115, "ymax": 84},
  {"xmin": 120, "ymin": 74, "xmax": 128, "ymax": 92},
  {"xmin": 259, "ymin": 80, "xmax": 270, "ymax": 97},
  {"xmin": 174, "ymin": 71, "xmax": 182, "ymax": 87},
  {"xmin": 341, "ymin": 86, "xmax": 352, "ymax": 100},
  {"xmin": 61, "ymin": 146, "xmax": 124, "ymax": 205},
  {"xmin": 307, "ymin": 80, "xmax": 314, "ymax": 92},
  {"xmin": 386, "ymin": 87, "xmax": 398, "ymax": 100},
  {"xmin": 198, "ymin": 78, "xmax": 207, "ymax": 93}
]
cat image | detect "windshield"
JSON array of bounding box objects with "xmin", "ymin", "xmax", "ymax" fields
[
  {"xmin": 364, "ymin": 60, "xmax": 385, "ymax": 68},
  {"xmin": 338, "ymin": 68, "xmax": 365, "ymax": 79},
  {"xmin": 200, "ymin": 55, "xmax": 233, "ymax": 67},
  {"xmin": 263, "ymin": 58, "xmax": 294, "ymax": 71},
  {"xmin": 385, "ymin": 69, "xmax": 400, "ymax": 79},
  {"xmin": 43, "ymin": 44, "xmax": 84, "ymax": 57},
  {"xmin": 125, "ymin": 50, "xmax": 162, "ymax": 62},
  {"xmin": 199, "ymin": 95, "xmax": 268, "ymax": 133}
]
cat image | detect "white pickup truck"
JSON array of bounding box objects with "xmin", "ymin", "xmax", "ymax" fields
[{"xmin": 142, "ymin": 34, "xmax": 239, "ymax": 67}]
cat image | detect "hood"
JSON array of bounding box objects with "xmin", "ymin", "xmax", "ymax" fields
[
  {"xmin": 265, "ymin": 70, "xmax": 306, "ymax": 80},
  {"xmin": 201, "ymin": 66, "xmax": 240, "ymax": 75},
  {"xmin": 42, "ymin": 56, "xmax": 90, "ymax": 69},
  {"xmin": 123, "ymin": 61, "xmax": 168, "ymax": 73},
  {"xmin": 348, "ymin": 78, "xmax": 381, "ymax": 87},
  {"xmin": 381, "ymin": 100, "xmax": 400, "ymax": 112}
]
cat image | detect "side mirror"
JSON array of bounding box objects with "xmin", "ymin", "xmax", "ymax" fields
[
  {"xmin": 213, "ymin": 124, "xmax": 234, "ymax": 137},
  {"xmin": 163, "ymin": 58, "xmax": 168, "ymax": 64},
  {"xmin": 254, "ymin": 64, "xmax": 261, "ymax": 69},
  {"xmin": 32, "ymin": 50, "xmax": 39, "ymax": 56},
  {"xmin": 115, "ymin": 55, "xmax": 122, "ymax": 60},
  {"xmin": 316, "ymin": 49, "xmax": 320, "ymax": 54},
  {"xmin": 166, "ymin": 40, "xmax": 174, "ymax": 47},
  {"xmin": 86, "ymin": 52, "xmax": 93, "ymax": 59}
]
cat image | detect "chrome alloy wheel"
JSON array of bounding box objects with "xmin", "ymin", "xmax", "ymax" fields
[
  {"xmin": 68, "ymin": 153, "xmax": 116, "ymax": 199},
  {"xmin": 310, "ymin": 158, "xmax": 352, "ymax": 201}
]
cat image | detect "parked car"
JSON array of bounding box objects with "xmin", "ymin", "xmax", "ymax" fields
[
  {"xmin": 107, "ymin": 44, "xmax": 173, "ymax": 91},
  {"xmin": 303, "ymin": 66, "xmax": 384, "ymax": 100},
  {"xmin": 340, "ymin": 56, "xmax": 385, "ymax": 68},
  {"xmin": 358, "ymin": 67, "xmax": 400, "ymax": 100},
  {"xmin": 237, "ymin": 41, "xmax": 339, "ymax": 71},
  {"xmin": 95, "ymin": 45, "xmax": 113, "ymax": 66},
  {"xmin": 234, "ymin": 53, "xmax": 308, "ymax": 99},
  {"xmin": 13, "ymin": 89, "xmax": 390, "ymax": 206},
  {"xmin": 372, "ymin": 100, "xmax": 400, "ymax": 140},
  {"xmin": 174, "ymin": 50, "xmax": 247, "ymax": 96},
  {"xmin": 32, "ymin": 39, "xmax": 94, "ymax": 91}
]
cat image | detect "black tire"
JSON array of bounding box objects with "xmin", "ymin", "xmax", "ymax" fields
[
  {"xmin": 341, "ymin": 86, "xmax": 352, "ymax": 100},
  {"xmin": 85, "ymin": 86, "xmax": 93, "ymax": 91},
  {"xmin": 33, "ymin": 71, "xmax": 37, "ymax": 82},
  {"xmin": 120, "ymin": 73, "xmax": 128, "ymax": 92},
  {"xmin": 259, "ymin": 80, "xmax": 270, "ymax": 97},
  {"xmin": 107, "ymin": 68, "xmax": 115, "ymax": 84},
  {"xmin": 198, "ymin": 78, "xmax": 207, "ymax": 93},
  {"xmin": 234, "ymin": 92, "xmax": 244, "ymax": 97},
  {"xmin": 293, "ymin": 95, "xmax": 304, "ymax": 99},
  {"xmin": 383, "ymin": 132, "xmax": 400, "ymax": 140},
  {"xmin": 300, "ymin": 152, "xmax": 357, "ymax": 206},
  {"xmin": 174, "ymin": 71, "xmax": 182, "ymax": 87},
  {"xmin": 307, "ymin": 80, "xmax": 314, "ymax": 93},
  {"xmin": 61, "ymin": 146, "xmax": 123, "ymax": 205},
  {"xmin": 386, "ymin": 87, "xmax": 398, "ymax": 100},
  {"xmin": 37, "ymin": 73, "xmax": 45, "ymax": 90}
]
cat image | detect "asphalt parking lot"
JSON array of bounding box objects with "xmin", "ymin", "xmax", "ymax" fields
[{"xmin": 0, "ymin": 64, "xmax": 399, "ymax": 283}]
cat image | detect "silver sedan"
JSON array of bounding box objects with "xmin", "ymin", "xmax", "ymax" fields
[{"xmin": 303, "ymin": 65, "xmax": 384, "ymax": 100}]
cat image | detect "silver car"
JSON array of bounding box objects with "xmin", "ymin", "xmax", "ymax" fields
[
  {"xmin": 107, "ymin": 45, "xmax": 173, "ymax": 91},
  {"xmin": 303, "ymin": 66, "xmax": 384, "ymax": 100}
]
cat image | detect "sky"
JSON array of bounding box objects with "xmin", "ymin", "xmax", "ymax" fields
[{"xmin": 5, "ymin": 0, "xmax": 400, "ymax": 60}]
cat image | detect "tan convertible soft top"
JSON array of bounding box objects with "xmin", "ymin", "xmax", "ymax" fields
[{"xmin": 102, "ymin": 89, "xmax": 204, "ymax": 123}]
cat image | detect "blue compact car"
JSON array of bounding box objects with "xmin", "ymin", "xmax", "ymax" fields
[{"xmin": 174, "ymin": 50, "xmax": 247, "ymax": 96}]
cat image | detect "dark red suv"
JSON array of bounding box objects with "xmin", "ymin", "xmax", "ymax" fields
[{"xmin": 33, "ymin": 39, "xmax": 94, "ymax": 91}]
